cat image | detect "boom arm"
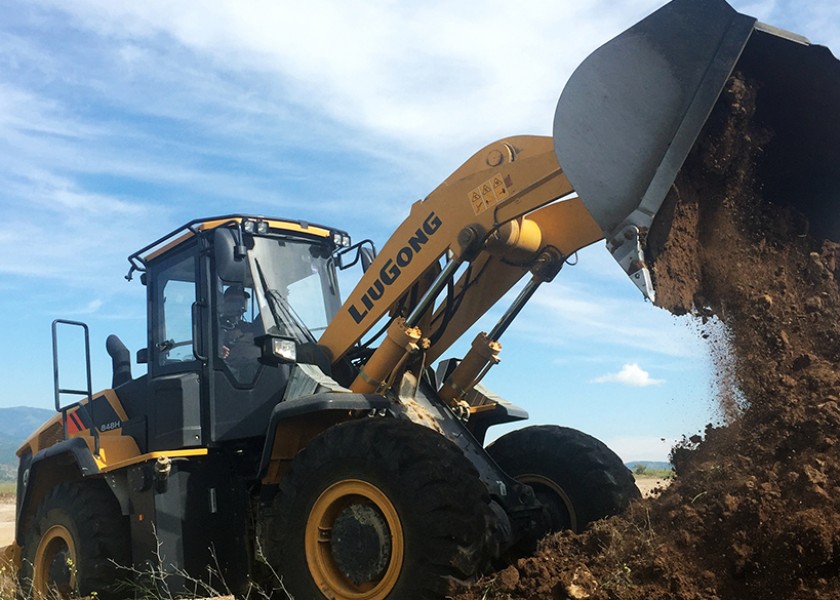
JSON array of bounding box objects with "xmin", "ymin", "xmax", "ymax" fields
[
  {"xmin": 318, "ymin": 135, "xmax": 603, "ymax": 399},
  {"xmin": 321, "ymin": 136, "xmax": 572, "ymax": 356},
  {"xmin": 425, "ymin": 199, "xmax": 604, "ymax": 364}
]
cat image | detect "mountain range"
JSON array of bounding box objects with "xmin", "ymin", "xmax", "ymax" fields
[{"xmin": 0, "ymin": 406, "xmax": 54, "ymax": 480}]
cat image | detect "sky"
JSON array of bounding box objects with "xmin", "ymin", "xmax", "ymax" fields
[{"xmin": 1, "ymin": 0, "xmax": 838, "ymax": 461}]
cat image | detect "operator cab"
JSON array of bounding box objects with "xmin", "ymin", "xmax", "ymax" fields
[{"xmin": 124, "ymin": 215, "xmax": 351, "ymax": 453}]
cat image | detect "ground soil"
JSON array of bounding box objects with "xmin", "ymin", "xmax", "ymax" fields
[
  {"xmin": 632, "ymin": 475, "xmax": 669, "ymax": 499},
  {"xmin": 0, "ymin": 499, "xmax": 13, "ymax": 547},
  {"xmin": 455, "ymin": 74, "xmax": 840, "ymax": 600}
]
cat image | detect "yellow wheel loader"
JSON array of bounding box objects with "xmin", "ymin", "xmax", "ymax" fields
[{"xmin": 7, "ymin": 0, "xmax": 840, "ymax": 598}]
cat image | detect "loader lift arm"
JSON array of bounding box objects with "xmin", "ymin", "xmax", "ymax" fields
[{"xmin": 318, "ymin": 135, "xmax": 604, "ymax": 405}]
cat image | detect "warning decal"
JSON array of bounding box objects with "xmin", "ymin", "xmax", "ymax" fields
[{"xmin": 469, "ymin": 173, "xmax": 510, "ymax": 215}]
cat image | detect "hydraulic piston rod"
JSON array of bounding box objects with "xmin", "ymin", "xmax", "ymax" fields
[{"xmin": 439, "ymin": 247, "xmax": 565, "ymax": 409}]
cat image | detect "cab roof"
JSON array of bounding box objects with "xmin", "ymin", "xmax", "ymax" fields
[{"xmin": 126, "ymin": 214, "xmax": 348, "ymax": 280}]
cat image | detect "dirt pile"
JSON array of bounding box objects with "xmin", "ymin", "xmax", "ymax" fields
[{"xmin": 455, "ymin": 75, "xmax": 840, "ymax": 600}]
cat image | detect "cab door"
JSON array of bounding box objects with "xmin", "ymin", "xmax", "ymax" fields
[
  {"xmin": 146, "ymin": 241, "xmax": 206, "ymax": 450},
  {"xmin": 207, "ymin": 277, "xmax": 291, "ymax": 444}
]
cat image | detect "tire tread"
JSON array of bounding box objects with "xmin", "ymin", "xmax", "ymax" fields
[
  {"xmin": 264, "ymin": 418, "xmax": 493, "ymax": 599},
  {"xmin": 19, "ymin": 479, "xmax": 130, "ymax": 600}
]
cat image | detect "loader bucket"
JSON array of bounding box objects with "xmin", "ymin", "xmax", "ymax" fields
[{"xmin": 553, "ymin": 0, "xmax": 840, "ymax": 297}]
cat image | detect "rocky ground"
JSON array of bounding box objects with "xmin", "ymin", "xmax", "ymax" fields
[{"xmin": 0, "ymin": 499, "xmax": 13, "ymax": 548}]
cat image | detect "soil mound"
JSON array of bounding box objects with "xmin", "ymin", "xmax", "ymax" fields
[{"xmin": 455, "ymin": 75, "xmax": 840, "ymax": 600}]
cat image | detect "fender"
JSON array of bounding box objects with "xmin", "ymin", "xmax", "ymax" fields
[
  {"xmin": 16, "ymin": 437, "xmax": 101, "ymax": 544},
  {"xmin": 258, "ymin": 393, "xmax": 392, "ymax": 481}
]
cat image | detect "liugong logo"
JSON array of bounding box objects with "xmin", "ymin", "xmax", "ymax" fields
[{"xmin": 348, "ymin": 211, "xmax": 443, "ymax": 324}]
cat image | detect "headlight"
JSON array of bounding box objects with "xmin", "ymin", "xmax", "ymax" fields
[
  {"xmin": 256, "ymin": 221, "xmax": 269, "ymax": 234},
  {"xmin": 271, "ymin": 338, "xmax": 297, "ymax": 362},
  {"xmin": 332, "ymin": 232, "xmax": 351, "ymax": 248},
  {"xmin": 242, "ymin": 220, "xmax": 256, "ymax": 233}
]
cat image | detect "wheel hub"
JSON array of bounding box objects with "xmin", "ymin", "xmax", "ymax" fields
[
  {"xmin": 306, "ymin": 479, "xmax": 404, "ymax": 598},
  {"xmin": 330, "ymin": 503, "xmax": 392, "ymax": 584},
  {"xmin": 46, "ymin": 544, "xmax": 73, "ymax": 590},
  {"xmin": 34, "ymin": 524, "xmax": 77, "ymax": 598},
  {"xmin": 520, "ymin": 474, "xmax": 577, "ymax": 532}
]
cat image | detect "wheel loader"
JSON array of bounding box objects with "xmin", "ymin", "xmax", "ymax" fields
[{"xmin": 6, "ymin": 0, "xmax": 840, "ymax": 598}]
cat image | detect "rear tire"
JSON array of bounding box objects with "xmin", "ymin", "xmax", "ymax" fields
[
  {"xmin": 488, "ymin": 426, "xmax": 639, "ymax": 541},
  {"xmin": 19, "ymin": 480, "xmax": 131, "ymax": 600},
  {"xmin": 263, "ymin": 418, "xmax": 494, "ymax": 599}
]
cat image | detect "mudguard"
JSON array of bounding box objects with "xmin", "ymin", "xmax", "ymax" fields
[
  {"xmin": 16, "ymin": 438, "xmax": 100, "ymax": 543},
  {"xmin": 258, "ymin": 393, "xmax": 393, "ymax": 479}
]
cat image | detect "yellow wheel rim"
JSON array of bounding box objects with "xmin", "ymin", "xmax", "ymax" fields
[
  {"xmin": 306, "ymin": 479, "xmax": 404, "ymax": 599},
  {"xmin": 32, "ymin": 524, "xmax": 77, "ymax": 600},
  {"xmin": 519, "ymin": 473, "xmax": 578, "ymax": 532}
]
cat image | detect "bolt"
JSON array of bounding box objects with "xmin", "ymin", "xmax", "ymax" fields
[{"xmin": 486, "ymin": 149, "xmax": 504, "ymax": 167}]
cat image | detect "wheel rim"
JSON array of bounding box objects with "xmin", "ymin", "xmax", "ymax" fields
[
  {"xmin": 33, "ymin": 524, "xmax": 77, "ymax": 600},
  {"xmin": 518, "ymin": 473, "xmax": 578, "ymax": 532},
  {"xmin": 306, "ymin": 479, "xmax": 404, "ymax": 599}
]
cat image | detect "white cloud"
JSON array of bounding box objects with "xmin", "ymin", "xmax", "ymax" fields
[
  {"xmin": 71, "ymin": 299, "xmax": 104, "ymax": 315},
  {"xmin": 31, "ymin": 0, "xmax": 662, "ymax": 157},
  {"xmin": 33, "ymin": 0, "xmax": 836, "ymax": 162},
  {"xmin": 592, "ymin": 363, "xmax": 665, "ymax": 387},
  {"xmin": 2, "ymin": 0, "xmax": 836, "ymax": 414}
]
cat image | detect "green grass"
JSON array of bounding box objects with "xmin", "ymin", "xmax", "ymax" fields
[
  {"xmin": 632, "ymin": 464, "xmax": 673, "ymax": 479},
  {"xmin": 0, "ymin": 482, "xmax": 15, "ymax": 501}
]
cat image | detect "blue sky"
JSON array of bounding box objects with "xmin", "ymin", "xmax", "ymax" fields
[{"xmin": 1, "ymin": 0, "xmax": 837, "ymax": 461}]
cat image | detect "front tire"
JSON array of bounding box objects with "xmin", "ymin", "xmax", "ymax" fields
[
  {"xmin": 19, "ymin": 480, "xmax": 131, "ymax": 600},
  {"xmin": 263, "ymin": 418, "xmax": 494, "ymax": 599},
  {"xmin": 488, "ymin": 426, "xmax": 639, "ymax": 537}
]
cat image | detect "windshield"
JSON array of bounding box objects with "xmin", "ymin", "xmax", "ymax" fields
[{"xmin": 245, "ymin": 235, "xmax": 341, "ymax": 340}]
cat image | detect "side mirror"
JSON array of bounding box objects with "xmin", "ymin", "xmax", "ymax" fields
[
  {"xmin": 336, "ymin": 240, "xmax": 377, "ymax": 271},
  {"xmin": 136, "ymin": 348, "xmax": 148, "ymax": 364},
  {"xmin": 360, "ymin": 246, "xmax": 375, "ymax": 273},
  {"xmin": 214, "ymin": 228, "xmax": 247, "ymax": 283}
]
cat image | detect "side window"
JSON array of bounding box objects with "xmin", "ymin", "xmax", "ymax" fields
[{"xmin": 153, "ymin": 252, "xmax": 198, "ymax": 367}]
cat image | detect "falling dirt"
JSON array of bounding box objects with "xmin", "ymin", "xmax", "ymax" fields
[{"xmin": 455, "ymin": 74, "xmax": 840, "ymax": 600}]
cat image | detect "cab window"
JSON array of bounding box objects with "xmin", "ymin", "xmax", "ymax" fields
[{"xmin": 152, "ymin": 250, "xmax": 198, "ymax": 368}]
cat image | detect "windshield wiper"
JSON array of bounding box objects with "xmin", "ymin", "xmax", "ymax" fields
[{"xmin": 253, "ymin": 259, "xmax": 316, "ymax": 344}]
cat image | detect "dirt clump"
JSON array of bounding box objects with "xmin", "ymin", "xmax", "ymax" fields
[{"xmin": 454, "ymin": 74, "xmax": 840, "ymax": 600}]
